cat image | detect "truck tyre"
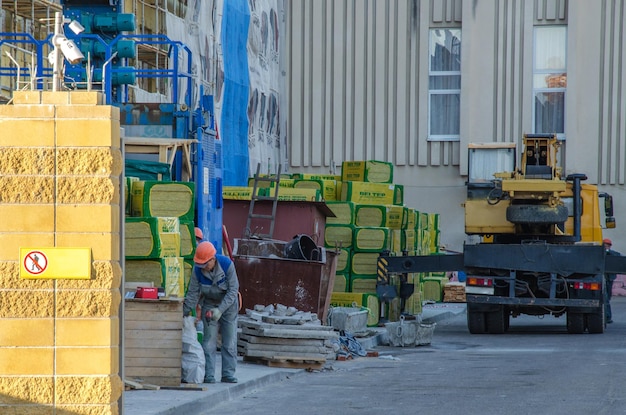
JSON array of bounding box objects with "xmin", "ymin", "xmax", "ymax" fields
[
  {"xmin": 566, "ymin": 312, "xmax": 585, "ymax": 334},
  {"xmin": 467, "ymin": 304, "xmax": 486, "ymax": 334},
  {"xmin": 506, "ymin": 204, "xmax": 568, "ymax": 224},
  {"xmin": 486, "ymin": 306, "xmax": 507, "ymax": 334},
  {"xmin": 586, "ymin": 309, "xmax": 604, "ymax": 334}
]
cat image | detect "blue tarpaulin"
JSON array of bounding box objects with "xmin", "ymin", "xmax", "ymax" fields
[{"xmin": 221, "ymin": 0, "xmax": 250, "ymax": 186}]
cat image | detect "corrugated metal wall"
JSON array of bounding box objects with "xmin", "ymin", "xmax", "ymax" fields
[{"xmin": 286, "ymin": 0, "xmax": 462, "ymax": 173}]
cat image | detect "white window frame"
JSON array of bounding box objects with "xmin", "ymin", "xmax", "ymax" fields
[
  {"xmin": 428, "ymin": 28, "xmax": 461, "ymax": 142},
  {"xmin": 532, "ymin": 26, "xmax": 567, "ymax": 139}
]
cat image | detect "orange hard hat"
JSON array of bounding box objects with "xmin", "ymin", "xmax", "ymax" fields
[
  {"xmin": 603, "ymin": 238, "xmax": 612, "ymax": 246},
  {"xmin": 194, "ymin": 227, "xmax": 203, "ymax": 240},
  {"xmin": 194, "ymin": 241, "xmax": 216, "ymax": 265}
]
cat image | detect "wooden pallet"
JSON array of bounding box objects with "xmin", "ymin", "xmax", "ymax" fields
[{"xmin": 244, "ymin": 355, "xmax": 325, "ymax": 370}]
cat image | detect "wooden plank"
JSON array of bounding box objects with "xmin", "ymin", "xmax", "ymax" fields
[
  {"xmin": 124, "ymin": 347, "xmax": 182, "ymax": 359},
  {"xmin": 124, "ymin": 357, "xmax": 181, "ymax": 368},
  {"xmin": 242, "ymin": 349, "xmax": 330, "ymax": 361},
  {"xmin": 243, "ymin": 356, "xmax": 324, "ymax": 370},
  {"xmin": 125, "ymin": 310, "xmax": 183, "ymax": 322},
  {"xmin": 124, "ymin": 329, "xmax": 181, "ymax": 341},
  {"xmin": 125, "ymin": 366, "xmax": 181, "ymax": 378},
  {"xmin": 161, "ymin": 385, "xmax": 207, "ymax": 391},
  {"xmin": 124, "ymin": 379, "xmax": 160, "ymax": 390},
  {"xmin": 125, "ymin": 338, "xmax": 182, "ymax": 349},
  {"xmin": 125, "ymin": 320, "xmax": 183, "ymax": 330},
  {"xmin": 125, "ymin": 376, "xmax": 181, "ymax": 388}
]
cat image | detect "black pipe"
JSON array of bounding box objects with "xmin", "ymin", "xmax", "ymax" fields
[{"xmin": 566, "ymin": 174, "xmax": 587, "ymax": 241}]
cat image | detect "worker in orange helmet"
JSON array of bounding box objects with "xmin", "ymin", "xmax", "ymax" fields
[
  {"xmin": 194, "ymin": 227, "xmax": 204, "ymax": 244},
  {"xmin": 183, "ymin": 241, "xmax": 240, "ymax": 383},
  {"xmin": 603, "ymin": 238, "xmax": 621, "ymax": 324}
]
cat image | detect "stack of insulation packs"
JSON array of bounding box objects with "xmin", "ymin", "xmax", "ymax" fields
[
  {"xmin": 326, "ymin": 160, "xmax": 443, "ymax": 324},
  {"xmin": 124, "ymin": 179, "xmax": 196, "ymax": 298}
]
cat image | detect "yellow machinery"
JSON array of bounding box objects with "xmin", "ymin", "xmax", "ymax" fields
[{"xmin": 378, "ymin": 133, "xmax": 626, "ymax": 334}]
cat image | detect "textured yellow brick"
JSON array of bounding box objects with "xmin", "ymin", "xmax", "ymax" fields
[
  {"xmin": 0, "ymin": 376, "xmax": 54, "ymax": 404},
  {"xmin": 41, "ymin": 91, "xmax": 71, "ymax": 104},
  {"xmin": 0, "ymin": 147, "xmax": 55, "ymax": 174},
  {"xmin": 56, "ymin": 347, "xmax": 119, "ymax": 375},
  {"xmin": 0, "ymin": 318, "xmax": 54, "ymax": 346},
  {"xmin": 0, "ymin": 290, "xmax": 54, "ymax": 318},
  {"xmin": 0, "ymin": 233, "xmax": 55, "ymax": 261},
  {"xmin": 0, "ymin": 176, "xmax": 55, "ymax": 204},
  {"xmin": 57, "ymin": 403, "xmax": 118, "ymax": 415},
  {"xmin": 0, "ymin": 348, "xmax": 53, "ymax": 375},
  {"xmin": 69, "ymin": 91, "xmax": 104, "ymax": 105},
  {"xmin": 57, "ymin": 260, "xmax": 122, "ymax": 290},
  {"xmin": 55, "ymin": 232, "xmax": 120, "ymax": 262},
  {"xmin": 56, "ymin": 205, "xmax": 120, "ymax": 233},
  {"xmin": 0, "ymin": 118, "xmax": 55, "ymax": 146},
  {"xmin": 56, "ymin": 119, "xmax": 121, "ymax": 147},
  {"xmin": 56, "ymin": 375, "xmax": 122, "ymax": 405},
  {"xmin": 57, "ymin": 148, "xmax": 123, "ymax": 175},
  {"xmin": 56, "ymin": 317, "xmax": 119, "ymax": 346},
  {"xmin": 55, "ymin": 289, "xmax": 121, "ymax": 318},
  {"xmin": 0, "ymin": 205, "xmax": 55, "ymax": 232},
  {"xmin": 0, "ymin": 261, "xmax": 54, "ymax": 290},
  {"xmin": 11, "ymin": 90, "xmax": 43, "ymax": 104},
  {"xmin": 56, "ymin": 176, "xmax": 119, "ymax": 204}
]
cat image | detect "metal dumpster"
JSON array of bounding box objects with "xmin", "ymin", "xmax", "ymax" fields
[{"xmin": 233, "ymin": 238, "xmax": 338, "ymax": 323}]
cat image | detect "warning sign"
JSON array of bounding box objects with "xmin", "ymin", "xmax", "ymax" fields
[
  {"xmin": 23, "ymin": 251, "xmax": 48, "ymax": 275},
  {"xmin": 20, "ymin": 248, "xmax": 92, "ymax": 280}
]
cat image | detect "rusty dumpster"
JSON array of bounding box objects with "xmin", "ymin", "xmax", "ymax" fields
[{"xmin": 233, "ymin": 238, "xmax": 338, "ymax": 323}]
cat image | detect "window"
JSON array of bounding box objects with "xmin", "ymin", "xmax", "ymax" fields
[
  {"xmin": 429, "ymin": 29, "xmax": 461, "ymax": 141},
  {"xmin": 533, "ymin": 26, "xmax": 567, "ymax": 137}
]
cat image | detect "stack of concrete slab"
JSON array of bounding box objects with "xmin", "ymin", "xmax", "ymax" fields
[{"xmin": 237, "ymin": 310, "xmax": 338, "ymax": 369}]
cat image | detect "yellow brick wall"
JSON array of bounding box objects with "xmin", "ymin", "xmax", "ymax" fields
[{"xmin": 0, "ymin": 91, "xmax": 123, "ymax": 414}]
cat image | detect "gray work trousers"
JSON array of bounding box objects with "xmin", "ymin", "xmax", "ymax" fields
[{"xmin": 201, "ymin": 305, "xmax": 238, "ymax": 380}]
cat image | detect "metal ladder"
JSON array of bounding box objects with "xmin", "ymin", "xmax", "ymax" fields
[{"xmin": 244, "ymin": 163, "xmax": 281, "ymax": 239}]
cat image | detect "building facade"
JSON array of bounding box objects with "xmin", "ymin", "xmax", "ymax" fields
[{"xmin": 285, "ymin": 0, "xmax": 626, "ymax": 251}]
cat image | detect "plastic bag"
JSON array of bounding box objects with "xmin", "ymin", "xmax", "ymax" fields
[{"xmin": 181, "ymin": 316, "xmax": 205, "ymax": 383}]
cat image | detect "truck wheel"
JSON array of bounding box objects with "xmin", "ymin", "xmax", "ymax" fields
[
  {"xmin": 486, "ymin": 306, "xmax": 507, "ymax": 334},
  {"xmin": 467, "ymin": 305, "xmax": 486, "ymax": 334},
  {"xmin": 567, "ymin": 312, "xmax": 585, "ymax": 334},
  {"xmin": 586, "ymin": 309, "xmax": 605, "ymax": 334},
  {"xmin": 506, "ymin": 204, "xmax": 568, "ymax": 224}
]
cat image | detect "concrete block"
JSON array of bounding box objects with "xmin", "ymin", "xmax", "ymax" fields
[
  {"xmin": 56, "ymin": 260, "xmax": 122, "ymax": 290},
  {"xmin": 56, "ymin": 176, "xmax": 120, "ymax": 204},
  {"xmin": 56, "ymin": 375, "xmax": 122, "ymax": 405},
  {"xmin": 0, "ymin": 118, "xmax": 55, "ymax": 146},
  {"xmin": 56, "ymin": 205, "xmax": 120, "ymax": 233},
  {"xmin": 11, "ymin": 91, "xmax": 42, "ymax": 104},
  {"xmin": 0, "ymin": 176, "xmax": 55, "ymax": 204},
  {"xmin": 0, "ymin": 205, "xmax": 55, "ymax": 232},
  {"xmin": 41, "ymin": 91, "xmax": 71, "ymax": 105},
  {"xmin": 56, "ymin": 119, "xmax": 121, "ymax": 147},
  {"xmin": 0, "ymin": 348, "xmax": 54, "ymax": 375},
  {"xmin": 56, "ymin": 104, "xmax": 120, "ymax": 121},
  {"xmin": 0, "ymin": 376, "xmax": 53, "ymax": 404},
  {"xmin": 55, "ymin": 232, "xmax": 121, "ymax": 261},
  {"xmin": 0, "ymin": 148, "xmax": 55, "ymax": 174},
  {"xmin": 56, "ymin": 148, "xmax": 123, "ymax": 175},
  {"xmin": 69, "ymin": 91, "xmax": 104, "ymax": 105},
  {"xmin": 57, "ymin": 403, "xmax": 117, "ymax": 415},
  {"xmin": 0, "ymin": 104, "xmax": 55, "ymax": 118},
  {"xmin": 56, "ymin": 317, "xmax": 119, "ymax": 346},
  {"xmin": 0, "ymin": 318, "xmax": 54, "ymax": 346},
  {"xmin": 55, "ymin": 289, "xmax": 121, "ymax": 318},
  {"xmin": 55, "ymin": 346, "xmax": 119, "ymax": 375},
  {"xmin": 0, "ymin": 290, "xmax": 55, "ymax": 318},
  {"xmin": 0, "ymin": 233, "xmax": 55, "ymax": 261}
]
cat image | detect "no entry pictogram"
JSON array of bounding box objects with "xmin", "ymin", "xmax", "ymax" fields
[{"xmin": 24, "ymin": 250, "xmax": 48, "ymax": 275}]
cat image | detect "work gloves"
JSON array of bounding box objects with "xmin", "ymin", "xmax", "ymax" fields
[{"xmin": 205, "ymin": 307, "xmax": 222, "ymax": 321}]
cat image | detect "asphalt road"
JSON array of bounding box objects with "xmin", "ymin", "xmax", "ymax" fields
[{"xmin": 199, "ymin": 297, "xmax": 626, "ymax": 415}]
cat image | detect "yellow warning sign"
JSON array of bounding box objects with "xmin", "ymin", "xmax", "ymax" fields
[{"xmin": 20, "ymin": 248, "xmax": 92, "ymax": 280}]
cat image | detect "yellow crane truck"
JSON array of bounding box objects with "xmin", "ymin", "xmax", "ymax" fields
[{"xmin": 378, "ymin": 133, "xmax": 626, "ymax": 334}]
